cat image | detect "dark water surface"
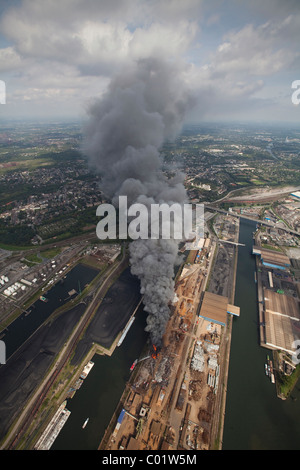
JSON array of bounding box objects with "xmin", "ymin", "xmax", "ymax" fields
[{"xmin": 52, "ymin": 304, "xmax": 148, "ymax": 450}]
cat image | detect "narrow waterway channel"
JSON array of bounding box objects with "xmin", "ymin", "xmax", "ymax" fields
[
  {"xmin": 52, "ymin": 303, "xmax": 148, "ymax": 450},
  {"xmin": 223, "ymin": 218, "xmax": 300, "ymax": 450}
]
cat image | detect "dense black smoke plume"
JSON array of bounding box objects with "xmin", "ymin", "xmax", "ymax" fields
[{"xmin": 83, "ymin": 57, "xmax": 193, "ymax": 345}]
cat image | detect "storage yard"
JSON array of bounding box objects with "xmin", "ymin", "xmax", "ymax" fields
[
  {"xmin": 100, "ymin": 288, "xmax": 238, "ymax": 450},
  {"xmin": 0, "ymin": 242, "xmax": 121, "ymax": 325}
]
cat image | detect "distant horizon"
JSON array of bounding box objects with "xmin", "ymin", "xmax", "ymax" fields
[{"xmin": 0, "ymin": 115, "xmax": 299, "ymax": 130}]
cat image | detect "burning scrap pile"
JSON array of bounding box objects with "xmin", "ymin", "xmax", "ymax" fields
[{"xmin": 151, "ymin": 344, "xmax": 159, "ymax": 360}]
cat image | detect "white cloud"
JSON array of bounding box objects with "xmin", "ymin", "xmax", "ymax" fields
[
  {"xmin": 210, "ymin": 21, "xmax": 299, "ymax": 78},
  {"xmin": 0, "ymin": 0, "xmax": 299, "ymax": 121},
  {"xmin": 0, "ymin": 1, "xmax": 199, "ymax": 75},
  {"xmin": 0, "ymin": 46, "xmax": 22, "ymax": 71},
  {"xmin": 129, "ymin": 21, "xmax": 198, "ymax": 60}
]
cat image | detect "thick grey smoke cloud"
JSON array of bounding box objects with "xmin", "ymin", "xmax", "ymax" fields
[{"xmin": 83, "ymin": 56, "xmax": 194, "ymax": 345}]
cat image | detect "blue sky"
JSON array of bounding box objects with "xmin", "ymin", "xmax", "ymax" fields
[{"xmin": 0, "ymin": 0, "xmax": 299, "ymax": 123}]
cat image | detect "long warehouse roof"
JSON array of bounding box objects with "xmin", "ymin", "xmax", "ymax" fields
[
  {"xmin": 264, "ymin": 289, "xmax": 300, "ymax": 320},
  {"xmin": 199, "ymin": 292, "xmax": 240, "ymax": 326},
  {"xmin": 264, "ymin": 288, "xmax": 300, "ymax": 354},
  {"xmin": 253, "ymin": 246, "xmax": 290, "ymax": 267}
]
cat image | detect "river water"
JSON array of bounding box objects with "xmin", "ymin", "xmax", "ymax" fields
[
  {"xmin": 222, "ymin": 218, "xmax": 300, "ymax": 450},
  {"xmin": 52, "ymin": 303, "xmax": 148, "ymax": 450}
]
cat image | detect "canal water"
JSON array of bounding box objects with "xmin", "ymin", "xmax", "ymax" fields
[
  {"xmin": 52, "ymin": 303, "xmax": 148, "ymax": 450},
  {"xmin": 223, "ymin": 218, "xmax": 300, "ymax": 450},
  {"xmin": 3, "ymin": 263, "xmax": 99, "ymax": 359}
]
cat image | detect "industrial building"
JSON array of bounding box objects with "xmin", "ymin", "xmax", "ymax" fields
[
  {"xmin": 198, "ymin": 292, "xmax": 240, "ymax": 327},
  {"xmin": 263, "ymin": 288, "xmax": 300, "ymax": 354},
  {"xmin": 264, "ymin": 289, "xmax": 300, "ymax": 321},
  {"xmin": 291, "ymin": 191, "xmax": 300, "ymax": 200},
  {"xmin": 252, "ymin": 246, "xmax": 290, "ymax": 270}
]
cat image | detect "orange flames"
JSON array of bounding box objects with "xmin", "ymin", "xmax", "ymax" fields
[{"xmin": 151, "ymin": 344, "xmax": 159, "ymax": 359}]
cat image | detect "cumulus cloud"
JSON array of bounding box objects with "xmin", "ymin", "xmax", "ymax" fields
[
  {"xmin": 210, "ymin": 21, "xmax": 299, "ymax": 78},
  {"xmin": 0, "ymin": 0, "xmax": 199, "ymax": 67},
  {"xmin": 184, "ymin": 10, "xmax": 300, "ymax": 122},
  {"xmin": 0, "ymin": 0, "xmax": 201, "ymax": 118},
  {"xmin": 0, "ymin": 0, "xmax": 299, "ymax": 120}
]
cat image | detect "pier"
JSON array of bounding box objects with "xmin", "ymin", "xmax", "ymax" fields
[
  {"xmin": 218, "ymin": 239, "xmax": 245, "ymax": 247},
  {"xmin": 34, "ymin": 402, "xmax": 71, "ymax": 450}
]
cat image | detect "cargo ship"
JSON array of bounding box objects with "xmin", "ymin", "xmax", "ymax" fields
[
  {"xmin": 270, "ymin": 372, "xmax": 275, "ymax": 384},
  {"xmin": 82, "ymin": 418, "xmax": 89, "ymax": 429},
  {"xmin": 265, "ymin": 363, "xmax": 268, "ymax": 375},
  {"xmin": 265, "ymin": 355, "xmax": 275, "ymax": 383},
  {"xmin": 269, "ymin": 359, "xmax": 275, "ymax": 383},
  {"xmin": 80, "ymin": 361, "xmax": 94, "ymax": 379},
  {"xmin": 117, "ymin": 316, "xmax": 135, "ymax": 347},
  {"xmin": 130, "ymin": 359, "xmax": 137, "ymax": 372}
]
